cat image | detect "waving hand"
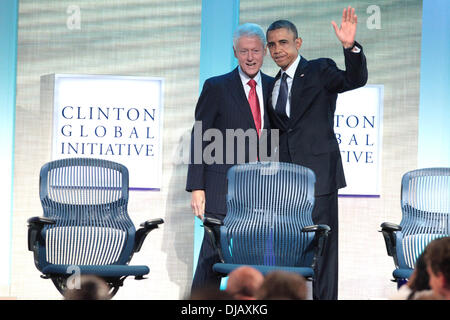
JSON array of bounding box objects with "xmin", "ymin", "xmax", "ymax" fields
[{"xmin": 331, "ymin": 6, "xmax": 358, "ymax": 49}]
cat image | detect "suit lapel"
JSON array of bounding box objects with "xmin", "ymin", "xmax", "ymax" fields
[
  {"xmin": 267, "ymin": 70, "xmax": 290, "ymax": 131},
  {"xmin": 226, "ymin": 67, "xmax": 256, "ymax": 130},
  {"xmin": 261, "ymin": 72, "xmax": 272, "ymax": 129},
  {"xmin": 288, "ymin": 57, "xmax": 309, "ymax": 126}
]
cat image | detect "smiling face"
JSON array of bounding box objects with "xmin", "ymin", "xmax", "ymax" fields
[
  {"xmin": 233, "ymin": 36, "xmax": 266, "ymax": 78},
  {"xmin": 267, "ymin": 27, "xmax": 302, "ymax": 71}
]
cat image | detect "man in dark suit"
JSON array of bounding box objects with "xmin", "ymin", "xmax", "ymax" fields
[
  {"xmin": 266, "ymin": 6, "xmax": 368, "ymax": 300},
  {"xmin": 186, "ymin": 23, "xmax": 275, "ymax": 292}
]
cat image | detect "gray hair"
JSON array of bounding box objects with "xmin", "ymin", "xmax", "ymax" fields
[{"xmin": 233, "ymin": 23, "xmax": 266, "ymax": 48}]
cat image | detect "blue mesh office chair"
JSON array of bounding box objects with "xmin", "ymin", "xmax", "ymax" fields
[
  {"xmin": 204, "ymin": 162, "xmax": 330, "ymax": 281},
  {"xmin": 380, "ymin": 168, "xmax": 450, "ymax": 286},
  {"xmin": 27, "ymin": 158, "xmax": 163, "ymax": 297}
]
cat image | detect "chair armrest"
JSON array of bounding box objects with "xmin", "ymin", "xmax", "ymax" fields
[
  {"xmin": 380, "ymin": 222, "xmax": 402, "ymax": 232},
  {"xmin": 27, "ymin": 216, "xmax": 56, "ymax": 227},
  {"xmin": 203, "ymin": 217, "xmax": 223, "ymax": 228},
  {"xmin": 134, "ymin": 218, "xmax": 164, "ymax": 253},
  {"xmin": 140, "ymin": 218, "xmax": 164, "ymax": 229},
  {"xmin": 302, "ymin": 224, "xmax": 331, "ymax": 255},
  {"xmin": 202, "ymin": 217, "xmax": 225, "ymax": 263},
  {"xmin": 302, "ymin": 224, "xmax": 331, "ymax": 269},
  {"xmin": 379, "ymin": 222, "xmax": 402, "ymax": 267},
  {"xmin": 27, "ymin": 216, "xmax": 56, "ymax": 251},
  {"xmin": 302, "ymin": 224, "xmax": 331, "ymax": 233}
]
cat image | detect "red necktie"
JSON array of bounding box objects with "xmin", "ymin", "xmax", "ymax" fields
[{"xmin": 247, "ymin": 79, "xmax": 261, "ymax": 137}]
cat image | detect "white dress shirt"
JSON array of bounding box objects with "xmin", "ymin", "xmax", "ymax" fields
[
  {"xmin": 238, "ymin": 67, "xmax": 265, "ymax": 129},
  {"xmin": 271, "ymin": 54, "xmax": 301, "ymax": 118}
]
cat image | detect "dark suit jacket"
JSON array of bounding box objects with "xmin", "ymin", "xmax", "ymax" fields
[
  {"xmin": 186, "ymin": 67, "xmax": 275, "ymax": 214},
  {"xmin": 268, "ymin": 43, "xmax": 368, "ymax": 196}
]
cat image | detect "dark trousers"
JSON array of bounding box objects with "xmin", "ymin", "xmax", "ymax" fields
[
  {"xmin": 190, "ymin": 212, "xmax": 225, "ymax": 294},
  {"xmin": 312, "ymin": 191, "xmax": 339, "ymax": 300}
]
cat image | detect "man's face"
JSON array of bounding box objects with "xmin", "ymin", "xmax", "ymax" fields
[
  {"xmin": 267, "ymin": 28, "xmax": 302, "ymax": 71},
  {"xmin": 234, "ymin": 36, "xmax": 266, "ymax": 78}
]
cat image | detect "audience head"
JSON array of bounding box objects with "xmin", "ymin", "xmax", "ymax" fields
[
  {"xmin": 189, "ymin": 285, "xmax": 234, "ymax": 300},
  {"xmin": 63, "ymin": 275, "xmax": 111, "ymax": 300},
  {"xmin": 256, "ymin": 270, "xmax": 307, "ymax": 300},
  {"xmin": 406, "ymin": 251, "xmax": 430, "ymax": 299},
  {"xmin": 226, "ymin": 266, "xmax": 264, "ymax": 300},
  {"xmin": 424, "ymin": 236, "xmax": 450, "ymax": 299}
]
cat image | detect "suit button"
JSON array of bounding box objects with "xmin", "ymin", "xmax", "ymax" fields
[{"xmin": 288, "ymin": 129, "xmax": 293, "ymax": 133}]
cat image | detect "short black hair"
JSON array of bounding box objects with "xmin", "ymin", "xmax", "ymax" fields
[{"xmin": 266, "ymin": 20, "xmax": 299, "ymax": 39}]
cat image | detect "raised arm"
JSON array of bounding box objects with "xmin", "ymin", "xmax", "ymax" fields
[{"xmin": 331, "ymin": 6, "xmax": 357, "ymax": 49}]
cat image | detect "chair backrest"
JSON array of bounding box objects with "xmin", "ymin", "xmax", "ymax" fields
[
  {"xmin": 398, "ymin": 168, "xmax": 450, "ymax": 268},
  {"xmin": 221, "ymin": 162, "xmax": 316, "ymax": 267},
  {"xmin": 38, "ymin": 158, "xmax": 135, "ymax": 268}
]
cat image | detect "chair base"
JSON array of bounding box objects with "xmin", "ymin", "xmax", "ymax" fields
[
  {"xmin": 50, "ymin": 275, "xmax": 123, "ymax": 298},
  {"xmin": 42, "ymin": 264, "xmax": 150, "ymax": 298}
]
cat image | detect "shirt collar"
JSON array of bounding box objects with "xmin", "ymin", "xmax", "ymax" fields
[
  {"xmin": 238, "ymin": 66, "xmax": 262, "ymax": 87},
  {"xmin": 282, "ymin": 54, "xmax": 301, "ymax": 79}
]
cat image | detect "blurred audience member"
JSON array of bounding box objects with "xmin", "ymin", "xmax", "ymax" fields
[
  {"xmin": 256, "ymin": 271, "xmax": 307, "ymax": 300},
  {"xmin": 424, "ymin": 236, "xmax": 450, "ymax": 300},
  {"xmin": 63, "ymin": 275, "xmax": 111, "ymax": 300},
  {"xmin": 226, "ymin": 266, "xmax": 264, "ymax": 300},
  {"xmin": 413, "ymin": 290, "xmax": 442, "ymax": 300},
  {"xmin": 390, "ymin": 252, "xmax": 431, "ymax": 300},
  {"xmin": 189, "ymin": 285, "xmax": 234, "ymax": 300}
]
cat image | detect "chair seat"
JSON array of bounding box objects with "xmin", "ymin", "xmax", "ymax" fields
[
  {"xmin": 42, "ymin": 264, "xmax": 149, "ymax": 277},
  {"xmin": 213, "ymin": 263, "xmax": 314, "ymax": 278},
  {"xmin": 393, "ymin": 268, "xmax": 413, "ymax": 280}
]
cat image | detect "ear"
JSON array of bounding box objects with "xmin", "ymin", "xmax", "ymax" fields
[
  {"xmin": 233, "ymin": 46, "xmax": 238, "ymax": 58},
  {"xmin": 437, "ymin": 272, "xmax": 447, "ymax": 289},
  {"xmin": 295, "ymin": 38, "xmax": 303, "ymax": 51}
]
